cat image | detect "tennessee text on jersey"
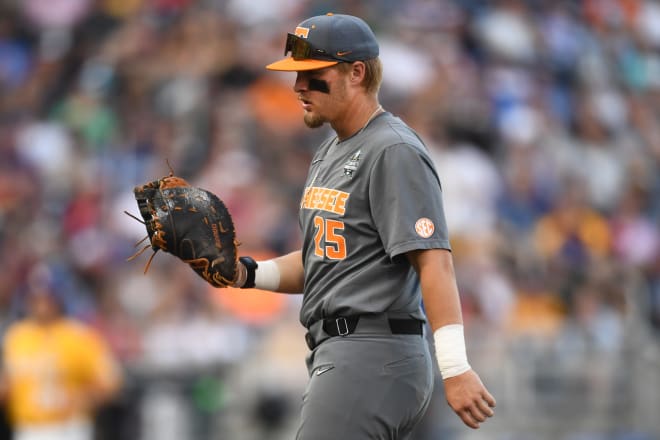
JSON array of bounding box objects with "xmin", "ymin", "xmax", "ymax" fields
[{"xmin": 300, "ymin": 186, "xmax": 350, "ymax": 215}]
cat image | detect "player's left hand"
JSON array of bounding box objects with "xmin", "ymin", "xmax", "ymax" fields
[
  {"xmin": 443, "ymin": 369, "xmax": 496, "ymax": 429},
  {"xmin": 127, "ymin": 172, "xmax": 240, "ymax": 288}
]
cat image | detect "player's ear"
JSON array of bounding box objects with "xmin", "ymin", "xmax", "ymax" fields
[{"xmin": 349, "ymin": 61, "xmax": 366, "ymax": 85}]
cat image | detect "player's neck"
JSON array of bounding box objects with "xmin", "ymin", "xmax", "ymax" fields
[
  {"xmin": 30, "ymin": 315, "xmax": 62, "ymax": 327},
  {"xmin": 333, "ymin": 97, "xmax": 383, "ymax": 142}
]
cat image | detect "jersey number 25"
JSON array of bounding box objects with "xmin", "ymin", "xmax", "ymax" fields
[{"xmin": 313, "ymin": 215, "xmax": 347, "ymax": 260}]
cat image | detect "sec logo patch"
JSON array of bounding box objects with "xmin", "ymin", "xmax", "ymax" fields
[{"xmin": 415, "ymin": 218, "xmax": 435, "ymax": 238}]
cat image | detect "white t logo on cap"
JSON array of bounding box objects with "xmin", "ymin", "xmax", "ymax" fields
[{"xmin": 295, "ymin": 26, "xmax": 309, "ymax": 38}]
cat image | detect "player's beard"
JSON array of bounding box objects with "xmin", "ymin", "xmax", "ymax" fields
[{"xmin": 303, "ymin": 111, "xmax": 325, "ymax": 128}]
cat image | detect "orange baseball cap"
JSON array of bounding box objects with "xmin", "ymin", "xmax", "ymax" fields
[{"xmin": 266, "ymin": 13, "xmax": 379, "ymax": 71}]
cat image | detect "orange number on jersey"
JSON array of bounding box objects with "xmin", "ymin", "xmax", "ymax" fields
[
  {"xmin": 312, "ymin": 216, "xmax": 347, "ymax": 260},
  {"xmin": 325, "ymin": 219, "xmax": 346, "ymax": 259},
  {"xmin": 313, "ymin": 216, "xmax": 325, "ymax": 258}
]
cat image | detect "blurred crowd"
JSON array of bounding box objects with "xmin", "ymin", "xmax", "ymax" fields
[{"xmin": 0, "ymin": 0, "xmax": 659, "ymax": 439}]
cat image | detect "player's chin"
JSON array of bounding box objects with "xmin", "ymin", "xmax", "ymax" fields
[{"xmin": 303, "ymin": 112, "xmax": 325, "ymax": 128}]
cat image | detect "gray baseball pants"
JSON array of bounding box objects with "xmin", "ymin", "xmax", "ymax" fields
[{"xmin": 296, "ymin": 330, "xmax": 433, "ymax": 439}]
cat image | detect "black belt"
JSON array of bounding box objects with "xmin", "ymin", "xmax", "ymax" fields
[{"xmin": 306, "ymin": 315, "xmax": 423, "ymax": 350}]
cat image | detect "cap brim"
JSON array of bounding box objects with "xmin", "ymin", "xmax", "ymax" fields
[{"xmin": 266, "ymin": 57, "xmax": 339, "ymax": 71}]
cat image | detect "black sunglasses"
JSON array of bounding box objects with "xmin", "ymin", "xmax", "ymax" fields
[{"xmin": 284, "ymin": 33, "xmax": 351, "ymax": 62}]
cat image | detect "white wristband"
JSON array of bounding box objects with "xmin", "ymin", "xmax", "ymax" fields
[
  {"xmin": 433, "ymin": 324, "xmax": 471, "ymax": 379},
  {"xmin": 255, "ymin": 260, "xmax": 280, "ymax": 291}
]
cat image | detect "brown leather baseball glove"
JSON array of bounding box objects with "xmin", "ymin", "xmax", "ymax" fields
[{"xmin": 126, "ymin": 173, "xmax": 239, "ymax": 288}]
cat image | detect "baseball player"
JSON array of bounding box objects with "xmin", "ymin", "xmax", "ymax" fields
[
  {"xmin": 233, "ymin": 13, "xmax": 496, "ymax": 439},
  {"xmin": 0, "ymin": 272, "xmax": 122, "ymax": 440}
]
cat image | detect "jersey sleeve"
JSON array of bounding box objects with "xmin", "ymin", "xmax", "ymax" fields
[
  {"xmin": 369, "ymin": 143, "xmax": 451, "ymax": 259},
  {"xmin": 78, "ymin": 328, "xmax": 122, "ymax": 391}
]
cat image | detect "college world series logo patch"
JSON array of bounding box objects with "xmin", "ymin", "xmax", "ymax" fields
[
  {"xmin": 415, "ymin": 217, "xmax": 435, "ymax": 238},
  {"xmin": 343, "ymin": 150, "xmax": 362, "ymax": 178}
]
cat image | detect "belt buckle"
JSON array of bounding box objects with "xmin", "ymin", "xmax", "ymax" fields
[{"xmin": 336, "ymin": 317, "xmax": 349, "ymax": 336}]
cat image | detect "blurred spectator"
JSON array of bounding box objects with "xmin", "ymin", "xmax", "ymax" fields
[
  {"xmin": 0, "ymin": 264, "xmax": 122, "ymax": 440},
  {"xmin": 533, "ymin": 179, "xmax": 612, "ymax": 273}
]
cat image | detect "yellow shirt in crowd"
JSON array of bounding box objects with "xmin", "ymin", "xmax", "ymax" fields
[{"xmin": 2, "ymin": 318, "xmax": 120, "ymax": 427}]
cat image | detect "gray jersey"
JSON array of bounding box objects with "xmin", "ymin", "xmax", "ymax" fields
[{"xmin": 298, "ymin": 112, "xmax": 451, "ymax": 328}]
